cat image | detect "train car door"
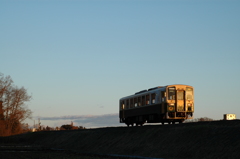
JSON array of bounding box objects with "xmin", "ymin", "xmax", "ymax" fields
[{"xmin": 176, "ymin": 89, "xmax": 185, "ymax": 112}]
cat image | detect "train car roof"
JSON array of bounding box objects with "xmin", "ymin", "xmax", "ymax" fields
[
  {"xmin": 119, "ymin": 84, "xmax": 193, "ymax": 100},
  {"xmin": 120, "ymin": 86, "xmax": 166, "ymax": 100},
  {"xmin": 166, "ymin": 84, "xmax": 193, "ymax": 89}
]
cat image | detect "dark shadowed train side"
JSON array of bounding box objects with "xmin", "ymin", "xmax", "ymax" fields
[{"xmin": 119, "ymin": 84, "xmax": 194, "ymax": 126}]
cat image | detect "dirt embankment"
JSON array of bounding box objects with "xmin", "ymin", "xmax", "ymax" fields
[{"xmin": 1, "ymin": 120, "xmax": 240, "ymax": 159}]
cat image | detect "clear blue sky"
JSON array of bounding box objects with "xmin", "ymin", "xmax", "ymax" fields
[{"xmin": 1, "ymin": 0, "xmax": 239, "ymax": 128}]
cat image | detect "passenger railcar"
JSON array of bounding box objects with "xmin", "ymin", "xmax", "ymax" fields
[{"xmin": 119, "ymin": 84, "xmax": 194, "ymax": 126}]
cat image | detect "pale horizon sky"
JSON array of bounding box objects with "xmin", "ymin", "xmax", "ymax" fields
[{"xmin": 1, "ymin": 0, "xmax": 239, "ymax": 128}]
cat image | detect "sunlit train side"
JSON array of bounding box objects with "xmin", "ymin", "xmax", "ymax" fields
[{"xmin": 119, "ymin": 84, "xmax": 194, "ymax": 126}]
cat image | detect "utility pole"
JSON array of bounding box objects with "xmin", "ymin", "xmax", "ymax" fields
[
  {"xmin": 0, "ymin": 100, "xmax": 4, "ymax": 135},
  {"xmin": 38, "ymin": 118, "xmax": 41, "ymax": 131},
  {"xmin": 0, "ymin": 100, "xmax": 4, "ymax": 120}
]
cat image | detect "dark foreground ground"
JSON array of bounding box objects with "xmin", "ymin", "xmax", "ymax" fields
[
  {"xmin": 1, "ymin": 120, "xmax": 240, "ymax": 159},
  {"xmin": 0, "ymin": 150, "xmax": 108, "ymax": 159}
]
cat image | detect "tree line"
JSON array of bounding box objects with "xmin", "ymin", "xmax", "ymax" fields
[{"xmin": 0, "ymin": 73, "xmax": 32, "ymax": 136}]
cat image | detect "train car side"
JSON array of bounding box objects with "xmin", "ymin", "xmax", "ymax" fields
[{"xmin": 119, "ymin": 84, "xmax": 194, "ymax": 126}]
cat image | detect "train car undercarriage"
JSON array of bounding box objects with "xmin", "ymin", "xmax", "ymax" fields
[{"xmin": 120, "ymin": 112, "xmax": 193, "ymax": 127}]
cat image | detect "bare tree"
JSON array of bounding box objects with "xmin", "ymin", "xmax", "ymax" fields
[
  {"xmin": 0, "ymin": 73, "xmax": 32, "ymax": 136},
  {"xmin": 184, "ymin": 117, "xmax": 214, "ymax": 123},
  {"xmin": 198, "ymin": 117, "xmax": 213, "ymax": 122}
]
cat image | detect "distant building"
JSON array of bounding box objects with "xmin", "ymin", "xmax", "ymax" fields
[
  {"xmin": 223, "ymin": 114, "xmax": 236, "ymax": 120},
  {"xmin": 32, "ymin": 128, "xmax": 36, "ymax": 132}
]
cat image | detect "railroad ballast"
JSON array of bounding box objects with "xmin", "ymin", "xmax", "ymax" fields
[{"xmin": 119, "ymin": 84, "xmax": 194, "ymax": 126}]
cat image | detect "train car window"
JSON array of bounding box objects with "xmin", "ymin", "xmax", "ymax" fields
[
  {"xmin": 126, "ymin": 100, "xmax": 129, "ymax": 109},
  {"xmin": 121, "ymin": 101, "xmax": 125, "ymax": 110},
  {"xmin": 151, "ymin": 93, "xmax": 156, "ymax": 104},
  {"xmin": 130, "ymin": 98, "xmax": 134, "ymax": 108},
  {"xmin": 138, "ymin": 97, "xmax": 141, "ymax": 106},
  {"xmin": 134, "ymin": 98, "xmax": 138, "ymax": 107},
  {"xmin": 141, "ymin": 96, "xmax": 145, "ymax": 106},
  {"xmin": 168, "ymin": 87, "xmax": 176, "ymax": 100},
  {"xmin": 177, "ymin": 91, "xmax": 184, "ymax": 100},
  {"xmin": 146, "ymin": 95, "xmax": 150, "ymax": 105},
  {"xmin": 161, "ymin": 92, "xmax": 165, "ymax": 102},
  {"xmin": 186, "ymin": 87, "xmax": 193, "ymax": 100}
]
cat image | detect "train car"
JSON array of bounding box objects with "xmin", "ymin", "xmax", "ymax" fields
[{"xmin": 119, "ymin": 84, "xmax": 194, "ymax": 126}]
